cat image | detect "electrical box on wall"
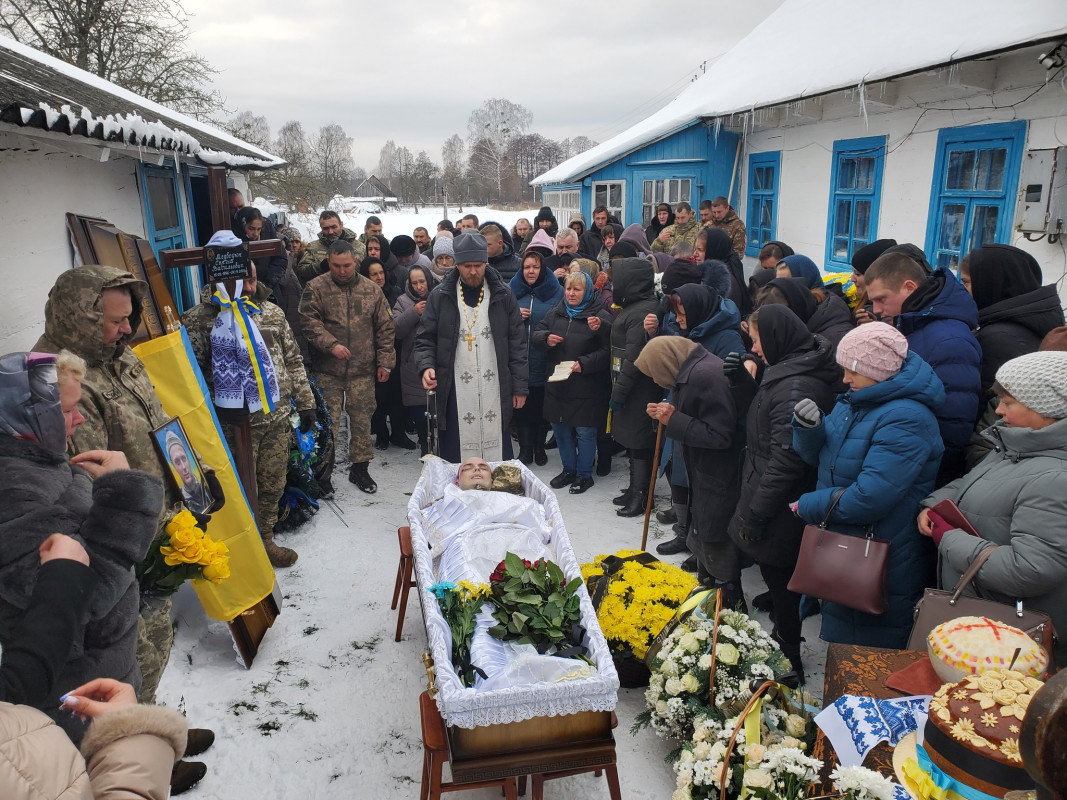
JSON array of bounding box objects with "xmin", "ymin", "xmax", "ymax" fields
[{"xmin": 1015, "ymin": 147, "xmax": 1067, "ymax": 236}]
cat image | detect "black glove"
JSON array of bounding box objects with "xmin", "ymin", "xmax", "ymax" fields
[
  {"xmin": 298, "ymin": 409, "xmax": 317, "ymax": 434},
  {"xmin": 190, "ymin": 509, "xmax": 211, "ymax": 532},
  {"xmin": 722, "ymin": 352, "xmax": 745, "ymax": 381},
  {"xmin": 738, "ymin": 516, "xmax": 768, "ymax": 542}
]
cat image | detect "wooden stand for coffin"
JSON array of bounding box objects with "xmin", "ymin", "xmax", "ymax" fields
[{"xmin": 446, "ymin": 710, "xmax": 616, "ymax": 784}]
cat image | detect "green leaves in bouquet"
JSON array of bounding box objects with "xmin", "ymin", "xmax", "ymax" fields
[{"xmin": 487, "ymin": 552, "xmax": 590, "ymax": 662}]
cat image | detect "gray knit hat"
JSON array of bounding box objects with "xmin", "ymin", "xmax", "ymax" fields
[
  {"xmin": 433, "ymin": 236, "xmax": 454, "ymax": 260},
  {"xmin": 995, "ymin": 351, "xmax": 1067, "ymax": 419},
  {"xmin": 453, "ymin": 232, "xmax": 488, "ymax": 264}
]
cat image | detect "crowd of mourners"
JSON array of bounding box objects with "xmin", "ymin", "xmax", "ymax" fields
[{"xmin": 1, "ymin": 186, "xmax": 1066, "ymax": 798}]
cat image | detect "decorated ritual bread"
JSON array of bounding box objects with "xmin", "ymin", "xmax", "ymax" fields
[
  {"xmin": 925, "ymin": 669, "xmax": 1043, "ymax": 797},
  {"xmin": 927, "ymin": 616, "xmax": 1048, "ymax": 682}
]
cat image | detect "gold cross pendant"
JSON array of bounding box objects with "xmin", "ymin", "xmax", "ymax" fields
[{"xmin": 463, "ymin": 329, "xmax": 476, "ymax": 351}]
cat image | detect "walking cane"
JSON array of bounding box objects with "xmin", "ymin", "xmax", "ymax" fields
[{"xmin": 641, "ymin": 421, "xmax": 666, "ymax": 551}]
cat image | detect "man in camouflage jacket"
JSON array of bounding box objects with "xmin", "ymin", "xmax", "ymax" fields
[
  {"xmin": 294, "ymin": 210, "xmax": 366, "ymax": 286},
  {"xmin": 33, "ymin": 265, "xmax": 211, "ymax": 765},
  {"xmin": 651, "ymin": 202, "xmax": 704, "ymax": 253},
  {"xmin": 299, "ymin": 240, "xmax": 394, "ymax": 494},
  {"xmin": 183, "ymin": 266, "xmax": 316, "ymax": 568},
  {"xmin": 707, "ymin": 198, "xmax": 748, "ymax": 258}
]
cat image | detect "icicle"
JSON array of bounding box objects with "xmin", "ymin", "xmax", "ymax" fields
[
  {"xmin": 712, "ymin": 117, "xmax": 722, "ymax": 145},
  {"xmin": 947, "ymin": 63, "xmax": 960, "ymax": 85},
  {"xmin": 857, "ymin": 81, "xmax": 869, "ymax": 129}
]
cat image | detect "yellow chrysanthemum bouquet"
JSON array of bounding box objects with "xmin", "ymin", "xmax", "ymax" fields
[
  {"xmin": 137, "ymin": 509, "xmax": 231, "ymax": 596},
  {"xmin": 581, "ymin": 549, "xmax": 698, "ymax": 661}
]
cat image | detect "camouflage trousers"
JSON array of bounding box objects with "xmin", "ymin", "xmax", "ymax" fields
[
  {"xmin": 135, "ymin": 594, "xmax": 173, "ymax": 704},
  {"xmin": 316, "ymin": 372, "xmax": 375, "ymax": 474},
  {"xmin": 222, "ymin": 407, "xmax": 291, "ymax": 537}
]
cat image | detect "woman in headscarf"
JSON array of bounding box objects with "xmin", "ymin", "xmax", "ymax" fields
[
  {"xmin": 533, "ymin": 271, "xmax": 612, "ymax": 494},
  {"xmin": 652, "ymin": 273, "xmax": 745, "ymax": 563},
  {"xmin": 362, "ymin": 258, "xmax": 410, "ymax": 451},
  {"xmin": 509, "ymin": 251, "xmax": 564, "ymax": 465},
  {"xmin": 393, "ymin": 265, "xmax": 439, "ymax": 455},
  {"xmin": 960, "ymin": 244, "xmax": 1064, "ymax": 397},
  {"xmin": 725, "ymin": 305, "xmax": 842, "ymax": 680},
  {"xmin": 704, "ymin": 227, "xmax": 751, "ymax": 317},
  {"xmin": 757, "ymin": 277, "xmax": 854, "ymax": 354},
  {"xmin": 645, "ymin": 203, "xmax": 675, "ymax": 245},
  {"xmin": 635, "ymin": 337, "xmax": 745, "ymax": 608},
  {"xmin": 0, "ymin": 350, "xmax": 163, "ymax": 742}
]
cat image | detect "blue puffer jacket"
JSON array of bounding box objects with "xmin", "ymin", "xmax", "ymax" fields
[
  {"xmin": 793, "ymin": 352, "xmax": 945, "ymax": 648},
  {"xmin": 510, "ymin": 270, "xmax": 564, "ymax": 387},
  {"xmin": 664, "ymin": 298, "xmax": 744, "ymax": 359},
  {"xmin": 894, "ymin": 269, "xmax": 981, "ymax": 473}
]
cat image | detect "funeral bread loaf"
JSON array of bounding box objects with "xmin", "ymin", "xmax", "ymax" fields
[
  {"xmin": 927, "ymin": 616, "xmax": 1048, "ymax": 682},
  {"xmin": 925, "ymin": 669, "xmax": 1042, "ymax": 797}
]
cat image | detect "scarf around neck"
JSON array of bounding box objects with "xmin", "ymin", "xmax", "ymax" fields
[{"xmin": 209, "ymin": 281, "xmax": 280, "ymax": 413}]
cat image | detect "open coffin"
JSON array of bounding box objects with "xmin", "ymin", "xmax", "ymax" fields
[{"xmin": 407, "ymin": 458, "xmax": 619, "ymax": 729}]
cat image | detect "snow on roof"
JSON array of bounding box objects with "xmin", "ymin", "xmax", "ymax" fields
[
  {"xmin": 534, "ymin": 0, "xmax": 1067, "ymax": 185},
  {"xmin": 0, "ymin": 34, "xmax": 283, "ymax": 169}
]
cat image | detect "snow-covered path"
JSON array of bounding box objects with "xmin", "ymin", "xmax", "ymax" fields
[{"xmin": 160, "ymin": 445, "xmax": 828, "ymax": 799}]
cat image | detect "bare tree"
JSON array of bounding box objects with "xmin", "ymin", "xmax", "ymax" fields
[
  {"xmin": 257, "ymin": 120, "xmax": 319, "ymax": 210},
  {"xmin": 224, "ymin": 111, "xmax": 270, "ymax": 150},
  {"xmin": 377, "ymin": 140, "xmax": 397, "ymax": 188},
  {"xmin": 561, "ymin": 136, "xmax": 599, "ymax": 158},
  {"xmin": 466, "ymin": 98, "xmax": 531, "ymax": 202},
  {"xmin": 309, "ymin": 123, "xmax": 354, "ymax": 206},
  {"xmin": 508, "ymin": 133, "xmax": 565, "ymax": 202},
  {"xmin": 0, "ymin": 0, "xmax": 224, "ymax": 120},
  {"xmin": 441, "ymin": 134, "xmax": 466, "ymax": 201}
]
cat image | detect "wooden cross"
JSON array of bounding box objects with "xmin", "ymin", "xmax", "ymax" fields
[
  {"xmin": 159, "ymin": 165, "xmax": 283, "ymax": 667},
  {"xmin": 462, "ymin": 328, "xmax": 476, "ymax": 351}
]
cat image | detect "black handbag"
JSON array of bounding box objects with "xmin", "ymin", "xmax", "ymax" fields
[
  {"xmin": 787, "ymin": 488, "xmax": 891, "ymax": 615},
  {"xmin": 906, "ymin": 545, "xmax": 1056, "ymax": 654}
]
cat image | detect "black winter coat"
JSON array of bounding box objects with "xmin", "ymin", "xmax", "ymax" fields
[
  {"xmin": 533, "ymin": 293, "xmax": 612, "ymax": 429},
  {"xmin": 665, "ymin": 349, "xmax": 742, "ymax": 543},
  {"xmin": 413, "ymin": 267, "xmax": 529, "ymax": 432},
  {"xmin": 485, "ymin": 220, "xmax": 523, "ymax": 282},
  {"xmin": 727, "ymin": 336, "xmax": 842, "ymax": 567},
  {"xmin": 609, "ymin": 259, "xmax": 663, "ymax": 450},
  {"xmin": 0, "ymin": 435, "xmax": 163, "ymax": 740},
  {"xmin": 806, "ymin": 293, "xmax": 855, "ymax": 353},
  {"xmin": 975, "ymin": 284, "xmax": 1064, "ymax": 398}
]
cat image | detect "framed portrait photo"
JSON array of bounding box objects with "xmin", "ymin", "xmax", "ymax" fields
[{"xmin": 151, "ymin": 416, "xmax": 215, "ymax": 515}]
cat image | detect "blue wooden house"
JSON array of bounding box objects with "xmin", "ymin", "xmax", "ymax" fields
[
  {"xmin": 534, "ymin": 0, "xmax": 1067, "ymax": 292},
  {"xmin": 535, "ymin": 122, "xmax": 740, "ymax": 229}
]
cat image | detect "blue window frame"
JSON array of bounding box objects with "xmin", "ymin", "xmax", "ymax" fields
[
  {"xmin": 925, "ymin": 121, "xmax": 1027, "ymax": 271},
  {"xmin": 825, "ymin": 136, "xmax": 886, "ymax": 272},
  {"xmin": 746, "ymin": 152, "xmax": 781, "ymax": 257},
  {"xmin": 138, "ymin": 161, "xmax": 196, "ymax": 313}
]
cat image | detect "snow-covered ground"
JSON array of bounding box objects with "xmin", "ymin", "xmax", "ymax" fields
[
  {"xmin": 251, "ymin": 200, "xmax": 543, "ymax": 246},
  {"xmin": 158, "ymin": 442, "xmax": 830, "ymax": 799}
]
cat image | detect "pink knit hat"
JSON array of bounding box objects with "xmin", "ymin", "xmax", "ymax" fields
[{"xmin": 835, "ymin": 323, "xmax": 908, "ymax": 382}]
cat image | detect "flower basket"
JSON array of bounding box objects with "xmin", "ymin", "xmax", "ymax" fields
[{"xmin": 612, "ymin": 651, "xmax": 652, "ymax": 688}]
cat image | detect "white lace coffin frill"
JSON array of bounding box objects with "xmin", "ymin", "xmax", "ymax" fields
[{"xmin": 407, "ymin": 458, "xmax": 619, "ymax": 729}]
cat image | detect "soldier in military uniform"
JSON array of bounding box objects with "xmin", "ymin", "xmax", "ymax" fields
[
  {"xmin": 299, "ymin": 240, "xmax": 395, "ymax": 494},
  {"xmin": 294, "ymin": 210, "xmax": 367, "ymax": 286},
  {"xmin": 183, "ymin": 264, "xmax": 317, "ymax": 567},
  {"xmin": 34, "ymin": 265, "xmax": 214, "ymax": 793},
  {"xmin": 651, "ymin": 202, "xmax": 704, "ymax": 253}
]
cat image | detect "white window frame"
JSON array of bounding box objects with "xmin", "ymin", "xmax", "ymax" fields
[
  {"xmin": 641, "ymin": 178, "xmax": 692, "ymax": 227},
  {"xmin": 592, "ymin": 180, "xmax": 626, "ymax": 223},
  {"xmin": 542, "ymin": 189, "xmax": 581, "ymax": 229}
]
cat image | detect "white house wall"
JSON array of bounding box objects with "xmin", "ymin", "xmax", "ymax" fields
[
  {"xmin": 0, "ymin": 129, "xmax": 146, "ymax": 352},
  {"xmin": 740, "ymin": 49, "xmax": 1067, "ymax": 302}
]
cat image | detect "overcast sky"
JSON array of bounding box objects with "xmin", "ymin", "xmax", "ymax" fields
[{"xmin": 183, "ymin": 0, "xmax": 785, "ymax": 170}]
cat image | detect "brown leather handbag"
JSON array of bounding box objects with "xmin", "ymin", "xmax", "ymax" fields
[
  {"xmin": 906, "ymin": 545, "xmax": 1057, "ymax": 654},
  {"xmin": 787, "ymin": 488, "xmax": 891, "ymax": 615}
]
